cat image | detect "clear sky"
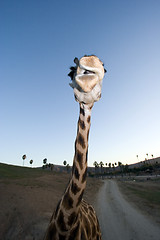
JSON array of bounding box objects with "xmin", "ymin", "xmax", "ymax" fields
[{"xmin": 1, "ymin": 0, "xmax": 160, "ymax": 168}]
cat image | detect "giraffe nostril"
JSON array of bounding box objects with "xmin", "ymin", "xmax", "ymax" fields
[
  {"xmin": 84, "ymin": 70, "xmax": 90, "ymax": 74},
  {"xmin": 83, "ymin": 70, "xmax": 95, "ymax": 75}
]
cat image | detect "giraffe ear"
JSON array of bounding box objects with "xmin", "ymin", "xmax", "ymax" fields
[{"xmin": 74, "ymin": 57, "xmax": 79, "ymax": 65}]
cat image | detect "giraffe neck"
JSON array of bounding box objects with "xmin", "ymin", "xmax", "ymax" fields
[{"xmin": 61, "ymin": 102, "xmax": 93, "ymax": 214}]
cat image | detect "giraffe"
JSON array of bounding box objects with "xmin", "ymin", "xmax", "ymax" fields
[{"xmin": 44, "ymin": 55, "xmax": 106, "ymax": 240}]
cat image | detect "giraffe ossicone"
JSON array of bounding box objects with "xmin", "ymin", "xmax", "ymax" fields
[{"xmin": 44, "ymin": 55, "xmax": 106, "ymax": 240}]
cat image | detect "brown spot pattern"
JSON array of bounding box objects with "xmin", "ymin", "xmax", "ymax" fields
[
  {"xmin": 81, "ymin": 227, "xmax": 87, "ymax": 240},
  {"xmin": 47, "ymin": 222, "xmax": 57, "ymax": 239},
  {"xmin": 76, "ymin": 190, "xmax": 84, "ymax": 207},
  {"xmin": 83, "ymin": 214, "xmax": 91, "ymax": 237},
  {"xmin": 76, "ymin": 150, "xmax": 83, "ymax": 169},
  {"xmin": 71, "ymin": 182, "xmax": 81, "ymax": 195},
  {"xmin": 82, "ymin": 169, "xmax": 87, "ymax": 183},
  {"xmin": 87, "ymin": 129, "xmax": 90, "ymax": 141},
  {"xmin": 58, "ymin": 233, "xmax": 66, "ymax": 240},
  {"xmin": 57, "ymin": 210, "xmax": 67, "ymax": 232},
  {"xmin": 68, "ymin": 212, "xmax": 78, "ymax": 226},
  {"xmin": 63, "ymin": 191, "xmax": 73, "ymax": 210},
  {"xmin": 86, "ymin": 149, "xmax": 88, "ymax": 163},
  {"xmin": 88, "ymin": 215, "xmax": 96, "ymax": 238},
  {"xmin": 80, "ymin": 107, "xmax": 85, "ymax": 116},
  {"xmin": 74, "ymin": 165, "xmax": 80, "ymax": 180},
  {"xmin": 87, "ymin": 115, "xmax": 91, "ymax": 123},
  {"xmin": 96, "ymin": 234, "xmax": 101, "ymax": 240},
  {"xmin": 82, "ymin": 204, "xmax": 88, "ymax": 214},
  {"xmin": 77, "ymin": 133, "xmax": 86, "ymax": 149},
  {"xmin": 68, "ymin": 223, "xmax": 79, "ymax": 240},
  {"xmin": 79, "ymin": 118, "xmax": 86, "ymax": 130}
]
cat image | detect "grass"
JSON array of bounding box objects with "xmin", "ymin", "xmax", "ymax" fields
[
  {"xmin": 125, "ymin": 185, "xmax": 160, "ymax": 206},
  {"xmin": 117, "ymin": 178, "xmax": 160, "ymax": 225},
  {"xmin": 0, "ymin": 163, "xmax": 44, "ymax": 179}
]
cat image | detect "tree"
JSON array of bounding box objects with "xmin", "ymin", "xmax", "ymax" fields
[
  {"xmin": 105, "ymin": 163, "xmax": 108, "ymax": 173},
  {"xmin": 63, "ymin": 160, "xmax": 67, "ymax": 166},
  {"xmin": 108, "ymin": 163, "xmax": 111, "ymax": 173},
  {"xmin": 63, "ymin": 160, "xmax": 69, "ymax": 172},
  {"xmin": 118, "ymin": 162, "xmax": 122, "ymax": 168},
  {"xmin": 93, "ymin": 161, "xmax": 98, "ymax": 167},
  {"xmin": 30, "ymin": 159, "xmax": 33, "ymax": 167},
  {"xmin": 43, "ymin": 158, "xmax": 47, "ymax": 165},
  {"xmin": 118, "ymin": 162, "xmax": 123, "ymax": 176},
  {"xmin": 50, "ymin": 164, "xmax": 54, "ymax": 171},
  {"xmin": 124, "ymin": 164, "xmax": 129, "ymax": 174},
  {"xmin": 93, "ymin": 161, "xmax": 99, "ymax": 174},
  {"xmin": 99, "ymin": 161, "xmax": 104, "ymax": 173},
  {"xmin": 22, "ymin": 154, "xmax": 26, "ymax": 166},
  {"xmin": 63, "ymin": 160, "xmax": 67, "ymax": 172},
  {"xmin": 66, "ymin": 164, "xmax": 70, "ymax": 173}
]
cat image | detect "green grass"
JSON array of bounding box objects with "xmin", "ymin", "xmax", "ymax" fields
[
  {"xmin": 125, "ymin": 185, "xmax": 160, "ymax": 206},
  {"xmin": 0, "ymin": 163, "xmax": 44, "ymax": 179}
]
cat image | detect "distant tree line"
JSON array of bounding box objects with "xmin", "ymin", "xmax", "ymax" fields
[
  {"xmin": 90, "ymin": 160, "xmax": 160, "ymax": 177},
  {"xmin": 22, "ymin": 154, "xmax": 72, "ymax": 173}
]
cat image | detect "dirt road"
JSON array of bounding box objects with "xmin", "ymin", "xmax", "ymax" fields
[{"xmin": 96, "ymin": 180, "xmax": 160, "ymax": 240}]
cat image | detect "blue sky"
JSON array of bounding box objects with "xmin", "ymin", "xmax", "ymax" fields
[{"xmin": 1, "ymin": 0, "xmax": 160, "ymax": 167}]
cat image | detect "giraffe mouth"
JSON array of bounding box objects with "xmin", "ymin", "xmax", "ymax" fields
[{"xmin": 75, "ymin": 68, "xmax": 98, "ymax": 92}]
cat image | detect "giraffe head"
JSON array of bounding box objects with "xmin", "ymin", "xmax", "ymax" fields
[{"xmin": 68, "ymin": 55, "xmax": 106, "ymax": 104}]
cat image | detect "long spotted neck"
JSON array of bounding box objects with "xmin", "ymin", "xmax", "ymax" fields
[{"xmin": 60, "ymin": 102, "xmax": 93, "ymax": 215}]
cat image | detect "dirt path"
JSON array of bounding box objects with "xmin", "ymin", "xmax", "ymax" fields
[{"xmin": 96, "ymin": 180, "xmax": 160, "ymax": 240}]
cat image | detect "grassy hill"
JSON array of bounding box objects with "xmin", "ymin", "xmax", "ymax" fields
[{"xmin": 0, "ymin": 163, "xmax": 44, "ymax": 179}]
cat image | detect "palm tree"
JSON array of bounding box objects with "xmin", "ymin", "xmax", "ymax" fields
[
  {"xmin": 108, "ymin": 163, "xmax": 111, "ymax": 173},
  {"xmin": 136, "ymin": 155, "xmax": 139, "ymax": 161},
  {"xmin": 118, "ymin": 162, "xmax": 122, "ymax": 168},
  {"xmin": 63, "ymin": 160, "xmax": 67, "ymax": 166},
  {"xmin": 50, "ymin": 164, "xmax": 54, "ymax": 171},
  {"xmin": 151, "ymin": 154, "xmax": 154, "ymax": 158},
  {"xmin": 93, "ymin": 161, "xmax": 98, "ymax": 167},
  {"xmin": 118, "ymin": 162, "xmax": 122, "ymax": 175},
  {"xmin": 112, "ymin": 163, "xmax": 115, "ymax": 172},
  {"xmin": 146, "ymin": 153, "xmax": 148, "ymax": 160},
  {"xmin": 93, "ymin": 161, "xmax": 99, "ymax": 174},
  {"xmin": 30, "ymin": 159, "xmax": 33, "ymax": 167},
  {"xmin": 124, "ymin": 164, "xmax": 129, "ymax": 174},
  {"xmin": 22, "ymin": 154, "xmax": 26, "ymax": 166},
  {"xmin": 105, "ymin": 163, "xmax": 108, "ymax": 173},
  {"xmin": 43, "ymin": 158, "xmax": 47, "ymax": 165},
  {"xmin": 99, "ymin": 161, "xmax": 104, "ymax": 174}
]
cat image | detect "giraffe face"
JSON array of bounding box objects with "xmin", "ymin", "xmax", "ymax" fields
[
  {"xmin": 68, "ymin": 55, "xmax": 106, "ymax": 104},
  {"xmin": 75, "ymin": 55, "xmax": 105, "ymax": 93}
]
